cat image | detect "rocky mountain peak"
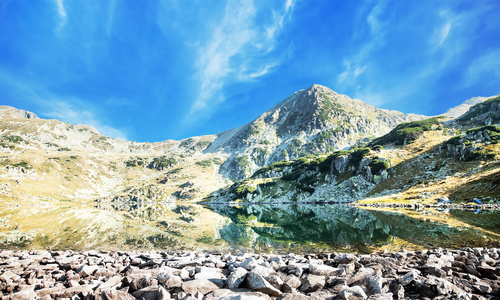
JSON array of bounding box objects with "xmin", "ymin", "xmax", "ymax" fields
[
  {"xmin": 207, "ymin": 84, "xmax": 426, "ymax": 180},
  {"xmin": 0, "ymin": 106, "xmax": 39, "ymax": 119}
]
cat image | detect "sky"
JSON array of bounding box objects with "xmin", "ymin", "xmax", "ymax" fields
[{"xmin": 0, "ymin": 0, "xmax": 499, "ymax": 142}]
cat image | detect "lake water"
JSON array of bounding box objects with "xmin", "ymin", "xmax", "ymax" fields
[{"xmin": 1, "ymin": 202, "xmax": 499, "ymax": 254}]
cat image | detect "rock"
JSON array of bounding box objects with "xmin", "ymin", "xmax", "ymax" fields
[
  {"xmin": 182, "ymin": 279, "xmax": 219, "ymax": 295},
  {"xmin": 338, "ymin": 285, "xmax": 367, "ymax": 300},
  {"xmin": 436, "ymin": 278, "xmax": 453, "ymax": 295},
  {"xmin": 309, "ymin": 264, "xmax": 342, "ymax": 276},
  {"xmin": 299, "ymin": 274, "xmax": 325, "ymax": 293},
  {"xmin": 333, "ymin": 253, "xmax": 357, "ymax": 264},
  {"xmin": 366, "ymin": 293, "xmax": 392, "ymax": 300},
  {"xmin": 473, "ymin": 282, "xmax": 492, "ymax": 294},
  {"xmin": 130, "ymin": 277, "xmax": 158, "ymax": 292},
  {"xmin": 400, "ymin": 270, "xmax": 419, "ymax": 286},
  {"xmin": 158, "ymin": 285, "xmax": 171, "ymax": 300},
  {"xmin": 392, "ymin": 284, "xmax": 404, "ymax": 299},
  {"xmin": 286, "ymin": 263, "xmax": 304, "ymax": 277},
  {"xmin": 476, "ymin": 265, "xmax": 500, "ymax": 277},
  {"xmin": 347, "ymin": 268, "xmax": 375, "ymax": 286},
  {"xmin": 2, "ymin": 290, "xmax": 37, "ymax": 300},
  {"xmin": 339, "ymin": 263, "xmax": 355, "ymax": 275},
  {"xmin": 245, "ymin": 272, "xmax": 282, "ymax": 297},
  {"xmin": 367, "ymin": 275, "xmax": 382, "ymax": 295},
  {"xmin": 239, "ymin": 257, "xmax": 259, "ymax": 270},
  {"xmin": 251, "ymin": 265, "xmax": 274, "ymax": 277},
  {"xmin": 280, "ymin": 294, "xmax": 311, "ymax": 300},
  {"xmin": 158, "ymin": 273, "xmax": 183, "ymax": 289},
  {"xmin": 283, "ymin": 275, "xmax": 302, "ymax": 293},
  {"xmin": 264, "ymin": 275, "xmax": 283, "ymax": 290},
  {"xmin": 78, "ymin": 265, "xmax": 99, "ymax": 277},
  {"xmin": 225, "ymin": 267, "xmax": 248, "ymax": 289},
  {"xmin": 97, "ymin": 276, "xmax": 122, "ymax": 291},
  {"xmin": 100, "ymin": 289, "xmax": 136, "ymax": 300},
  {"xmin": 131, "ymin": 286, "xmax": 158, "ymax": 299}
]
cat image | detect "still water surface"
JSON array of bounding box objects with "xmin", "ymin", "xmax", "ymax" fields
[{"xmin": 1, "ymin": 202, "xmax": 499, "ymax": 253}]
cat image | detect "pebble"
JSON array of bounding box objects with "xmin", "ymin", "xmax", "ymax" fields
[{"xmin": 0, "ymin": 248, "xmax": 498, "ymax": 299}]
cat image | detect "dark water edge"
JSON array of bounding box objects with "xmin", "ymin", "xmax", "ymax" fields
[{"xmin": 1, "ymin": 202, "xmax": 499, "ymax": 254}]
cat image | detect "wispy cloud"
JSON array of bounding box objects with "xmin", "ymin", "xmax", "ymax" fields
[
  {"xmin": 337, "ymin": 1, "xmax": 387, "ymax": 92},
  {"xmin": 191, "ymin": 0, "xmax": 294, "ymax": 113},
  {"xmin": 44, "ymin": 101, "xmax": 128, "ymax": 140},
  {"xmin": 0, "ymin": 70, "xmax": 128, "ymax": 140},
  {"xmin": 55, "ymin": 0, "xmax": 67, "ymax": 33},
  {"xmin": 466, "ymin": 51, "xmax": 500, "ymax": 87}
]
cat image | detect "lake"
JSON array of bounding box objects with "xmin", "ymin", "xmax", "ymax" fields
[{"xmin": 1, "ymin": 201, "xmax": 499, "ymax": 253}]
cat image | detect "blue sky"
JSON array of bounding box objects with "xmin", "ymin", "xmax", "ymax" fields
[{"xmin": 1, "ymin": 0, "xmax": 499, "ymax": 142}]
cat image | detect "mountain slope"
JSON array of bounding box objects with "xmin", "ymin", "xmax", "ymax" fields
[
  {"xmin": 0, "ymin": 106, "xmax": 224, "ymax": 203},
  {"xmin": 212, "ymin": 98, "xmax": 500, "ymax": 204},
  {"xmin": 206, "ymin": 84, "xmax": 424, "ymax": 179},
  {"xmin": 442, "ymin": 94, "xmax": 499, "ymax": 118}
]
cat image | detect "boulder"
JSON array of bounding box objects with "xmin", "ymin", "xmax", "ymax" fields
[{"xmin": 245, "ymin": 272, "xmax": 282, "ymax": 297}]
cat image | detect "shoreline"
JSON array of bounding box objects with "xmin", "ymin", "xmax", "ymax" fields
[
  {"xmin": 205, "ymin": 200, "xmax": 500, "ymax": 211},
  {"xmin": 1, "ymin": 248, "xmax": 498, "ymax": 299}
]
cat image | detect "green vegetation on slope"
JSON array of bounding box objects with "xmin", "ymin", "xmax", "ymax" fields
[{"xmin": 370, "ymin": 117, "xmax": 442, "ymax": 146}]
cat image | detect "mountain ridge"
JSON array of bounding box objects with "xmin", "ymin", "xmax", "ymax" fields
[
  {"xmin": 1, "ymin": 84, "xmax": 496, "ymax": 204},
  {"xmin": 206, "ymin": 84, "xmax": 425, "ymax": 179}
]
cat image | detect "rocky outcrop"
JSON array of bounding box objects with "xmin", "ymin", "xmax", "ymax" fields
[
  {"xmin": 445, "ymin": 125, "xmax": 499, "ymax": 161},
  {"xmin": 213, "ymin": 149, "xmax": 392, "ymax": 204},
  {"xmin": 1, "ymin": 248, "xmax": 499, "ymax": 299}
]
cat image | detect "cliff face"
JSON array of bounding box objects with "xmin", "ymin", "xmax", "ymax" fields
[{"xmin": 206, "ymin": 84, "xmax": 424, "ymax": 180}]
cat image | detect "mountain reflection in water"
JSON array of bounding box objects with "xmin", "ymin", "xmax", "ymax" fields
[{"xmin": 0, "ymin": 202, "xmax": 499, "ymax": 253}]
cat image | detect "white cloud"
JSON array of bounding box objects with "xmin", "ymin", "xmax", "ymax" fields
[
  {"xmin": 55, "ymin": 0, "xmax": 67, "ymax": 32},
  {"xmin": 44, "ymin": 101, "xmax": 128, "ymax": 140},
  {"xmin": 466, "ymin": 51, "xmax": 500, "ymax": 86},
  {"xmin": 0, "ymin": 70, "xmax": 128, "ymax": 140},
  {"xmin": 337, "ymin": 1, "xmax": 386, "ymax": 91},
  {"xmin": 191, "ymin": 0, "xmax": 294, "ymax": 113}
]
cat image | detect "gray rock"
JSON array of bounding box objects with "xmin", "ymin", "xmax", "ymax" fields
[
  {"xmin": 158, "ymin": 285, "xmax": 171, "ymax": 300},
  {"xmin": 245, "ymin": 272, "xmax": 282, "ymax": 297},
  {"xmin": 400, "ymin": 270, "xmax": 419, "ymax": 286},
  {"xmin": 280, "ymin": 294, "xmax": 311, "ymax": 300},
  {"xmin": 286, "ymin": 263, "xmax": 304, "ymax": 277},
  {"xmin": 436, "ymin": 278, "xmax": 453, "ymax": 295},
  {"xmin": 367, "ymin": 275, "xmax": 382, "ymax": 295},
  {"xmin": 100, "ymin": 289, "xmax": 136, "ymax": 300},
  {"xmin": 182, "ymin": 279, "xmax": 219, "ymax": 295},
  {"xmin": 78, "ymin": 265, "xmax": 99, "ymax": 277},
  {"xmin": 366, "ymin": 293, "xmax": 393, "ymax": 300},
  {"xmin": 158, "ymin": 273, "xmax": 183, "ymax": 289},
  {"xmin": 338, "ymin": 285, "xmax": 367, "ymax": 300},
  {"xmin": 225, "ymin": 267, "xmax": 248, "ymax": 289},
  {"xmin": 283, "ymin": 275, "xmax": 302, "ymax": 293},
  {"xmin": 264, "ymin": 275, "xmax": 283, "ymax": 290},
  {"xmin": 299, "ymin": 274, "xmax": 325, "ymax": 293},
  {"xmin": 309, "ymin": 264, "xmax": 342, "ymax": 276},
  {"xmin": 239, "ymin": 257, "xmax": 259, "ymax": 270},
  {"xmin": 251, "ymin": 265, "xmax": 274, "ymax": 277},
  {"xmin": 97, "ymin": 275, "xmax": 122, "ymax": 291},
  {"xmin": 392, "ymin": 284, "xmax": 404, "ymax": 299}
]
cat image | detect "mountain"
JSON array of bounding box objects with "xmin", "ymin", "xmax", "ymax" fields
[
  {"xmin": 206, "ymin": 84, "xmax": 424, "ymax": 179},
  {"xmin": 0, "ymin": 105, "xmax": 223, "ymax": 203},
  {"xmin": 442, "ymin": 94, "xmax": 499, "ymax": 118},
  {"xmin": 213, "ymin": 97, "xmax": 500, "ymax": 205},
  {"xmin": 3, "ymin": 84, "xmax": 497, "ymax": 205}
]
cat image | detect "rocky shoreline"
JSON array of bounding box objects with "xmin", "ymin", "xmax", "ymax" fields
[{"xmin": 1, "ymin": 248, "xmax": 499, "ymax": 300}]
